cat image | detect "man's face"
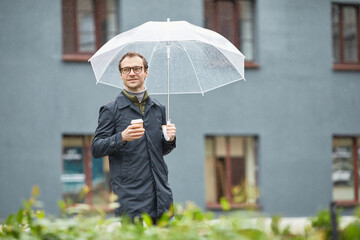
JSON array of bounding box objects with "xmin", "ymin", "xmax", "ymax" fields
[{"xmin": 120, "ymin": 56, "xmax": 148, "ymax": 92}]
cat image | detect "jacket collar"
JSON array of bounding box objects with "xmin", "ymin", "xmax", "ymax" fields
[{"xmin": 115, "ymin": 91, "xmax": 160, "ymax": 115}]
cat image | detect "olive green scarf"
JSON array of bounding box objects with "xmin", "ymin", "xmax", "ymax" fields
[{"xmin": 122, "ymin": 89, "xmax": 149, "ymax": 115}]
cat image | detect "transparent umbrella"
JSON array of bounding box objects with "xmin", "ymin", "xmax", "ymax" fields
[{"xmin": 89, "ymin": 19, "xmax": 245, "ymax": 122}]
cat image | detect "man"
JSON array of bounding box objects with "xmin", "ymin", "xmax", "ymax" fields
[{"xmin": 91, "ymin": 52, "xmax": 176, "ymax": 223}]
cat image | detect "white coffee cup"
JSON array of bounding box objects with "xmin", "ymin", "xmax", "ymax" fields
[{"xmin": 131, "ymin": 119, "xmax": 143, "ymax": 128}]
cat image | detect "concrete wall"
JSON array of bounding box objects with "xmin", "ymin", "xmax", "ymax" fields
[{"xmin": 1, "ymin": 0, "xmax": 360, "ymax": 219}]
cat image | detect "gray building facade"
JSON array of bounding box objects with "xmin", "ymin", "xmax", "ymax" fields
[{"xmin": 1, "ymin": 0, "xmax": 360, "ymax": 219}]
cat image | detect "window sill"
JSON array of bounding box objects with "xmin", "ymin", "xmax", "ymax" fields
[
  {"xmin": 334, "ymin": 201, "xmax": 359, "ymax": 207},
  {"xmin": 62, "ymin": 54, "xmax": 94, "ymax": 62},
  {"xmin": 333, "ymin": 63, "xmax": 360, "ymax": 71},
  {"xmin": 245, "ymin": 61, "xmax": 259, "ymax": 69},
  {"xmin": 66, "ymin": 203, "xmax": 115, "ymax": 213},
  {"xmin": 206, "ymin": 202, "xmax": 261, "ymax": 210}
]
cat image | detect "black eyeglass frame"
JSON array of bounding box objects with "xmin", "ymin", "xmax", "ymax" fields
[{"xmin": 120, "ymin": 66, "xmax": 144, "ymax": 75}]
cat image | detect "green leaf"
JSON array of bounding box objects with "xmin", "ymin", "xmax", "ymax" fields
[
  {"xmin": 142, "ymin": 213, "xmax": 153, "ymax": 227},
  {"xmin": 66, "ymin": 197, "xmax": 73, "ymax": 207},
  {"xmin": 16, "ymin": 208, "xmax": 23, "ymax": 224},
  {"xmin": 158, "ymin": 213, "xmax": 170, "ymax": 227},
  {"xmin": 58, "ymin": 200, "xmax": 66, "ymax": 210},
  {"xmin": 220, "ymin": 197, "xmax": 230, "ymax": 211},
  {"xmin": 22, "ymin": 199, "xmax": 31, "ymax": 210},
  {"xmin": 6, "ymin": 214, "xmax": 15, "ymax": 225},
  {"xmin": 271, "ymin": 215, "xmax": 282, "ymax": 235},
  {"xmin": 354, "ymin": 205, "xmax": 360, "ymax": 218},
  {"xmin": 342, "ymin": 222, "xmax": 360, "ymax": 240},
  {"xmin": 37, "ymin": 210, "xmax": 45, "ymax": 219}
]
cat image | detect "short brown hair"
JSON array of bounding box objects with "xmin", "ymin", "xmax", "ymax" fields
[{"xmin": 118, "ymin": 52, "xmax": 148, "ymax": 72}]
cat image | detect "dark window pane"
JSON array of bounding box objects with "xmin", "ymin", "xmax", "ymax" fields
[
  {"xmin": 62, "ymin": 144, "xmax": 85, "ymax": 204},
  {"xmin": 239, "ymin": 0, "xmax": 254, "ymax": 61},
  {"xmin": 342, "ymin": 6, "xmax": 358, "ymax": 63},
  {"xmin": 62, "ymin": 0, "xmax": 76, "ymax": 54},
  {"xmin": 77, "ymin": 0, "xmax": 95, "ymax": 52},
  {"xmin": 62, "ymin": 135, "xmax": 111, "ymax": 206},
  {"xmin": 217, "ymin": 1, "xmax": 235, "ymax": 43},
  {"xmin": 333, "ymin": 138, "xmax": 355, "ymax": 201},
  {"xmin": 204, "ymin": 0, "xmax": 215, "ymax": 30},
  {"xmin": 104, "ymin": 0, "xmax": 118, "ymax": 42},
  {"xmin": 332, "ymin": 4, "xmax": 360, "ymax": 65},
  {"xmin": 231, "ymin": 157, "xmax": 246, "ymax": 203},
  {"xmin": 204, "ymin": 0, "xmax": 255, "ymax": 62},
  {"xmin": 332, "ymin": 5, "xmax": 340, "ymax": 63},
  {"xmin": 62, "ymin": 0, "xmax": 119, "ymax": 56},
  {"xmin": 216, "ymin": 157, "xmax": 227, "ymax": 201},
  {"xmin": 205, "ymin": 136, "xmax": 258, "ymax": 206}
]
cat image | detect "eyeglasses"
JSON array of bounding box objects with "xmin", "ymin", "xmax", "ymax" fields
[{"xmin": 120, "ymin": 66, "xmax": 143, "ymax": 75}]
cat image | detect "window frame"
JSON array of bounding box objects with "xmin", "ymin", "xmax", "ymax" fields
[
  {"xmin": 332, "ymin": 3, "xmax": 360, "ymax": 71},
  {"xmin": 62, "ymin": 0, "xmax": 119, "ymax": 62},
  {"xmin": 205, "ymin": 135, "xmax": 260, "ymax": 210},
  {"xmin": 204, "ymin": 0, "xmax": 259, "ymax": 69},
  {"xmin": 332, "ymin": 135, "xmax": 360, "ymax": 207}
]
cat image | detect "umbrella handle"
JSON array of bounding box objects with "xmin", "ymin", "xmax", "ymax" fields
[{"xmin": 162, "ymin": 120, "xmax": 171, "ymax": 141}]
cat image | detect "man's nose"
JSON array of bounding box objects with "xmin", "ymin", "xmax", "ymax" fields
[{"xmin": 129, "ymin": 68, "xmax": 136, "ymax": 74}]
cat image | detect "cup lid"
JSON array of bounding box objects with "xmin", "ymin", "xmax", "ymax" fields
[{"xmin": 131, "ymin": 119, "xmax": 143, "ymax": 124}]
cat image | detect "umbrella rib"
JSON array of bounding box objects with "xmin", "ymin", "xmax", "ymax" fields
[
  {"xmin": 149, "ymin": 78, "xmax": 245, "ymax": 95},
  {"xmin": 148, "ymin": 42, "xmax": 166, "ymax": 70},
  {"xmin": 95, "ymin": 41, "xmax": 165, "ymax": 84},
  {"xmin": 202, "ymin": 78, "xmax": 245, "ymax": 93},
  {"xmin": 96, "ymin": 42, "xmax": 131, "ymax": 83},
  {"xmin": 177, "ymin": 41, "xmax": 204, "ymax": 95},
  {"xmin": 96, "ymin": 80, "xmax": 124, "ymax": 89}
]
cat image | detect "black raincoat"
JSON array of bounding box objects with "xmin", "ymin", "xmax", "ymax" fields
[{"xmin": 91, "ymin": 91, "xmax": 176, "ymax": 219}]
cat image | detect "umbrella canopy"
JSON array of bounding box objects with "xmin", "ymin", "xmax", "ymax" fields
[{"xmin": 89, "ymin": 20, "xmax": 245, "ymax": 95}]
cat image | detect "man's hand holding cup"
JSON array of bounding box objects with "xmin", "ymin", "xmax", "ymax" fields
[{"xmin": 122, "ymin": 119, "xmax": 145, "ymax": 143}]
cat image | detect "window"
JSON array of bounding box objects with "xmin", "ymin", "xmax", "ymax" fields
[
  {"xmin": 332, "ymin": 4, "xmax": 360, "ymax": 71},
  {"xmin": 62, "ymin": 0, "xmax": 119, "ymax": 61},
  {"xmin": 61, "ymin": 135, "xmax": 111, "ymax": 209},
  {"xmin": 204, "ymin": 0, "xmax": 258, "ymax": 68},
  {"xmin": 332, "ymin": 136, "xmax": 360, "ymax": 206},
  {"xmin": 205, "ymin": 136, "xmax": 259, "ymax": 209}
]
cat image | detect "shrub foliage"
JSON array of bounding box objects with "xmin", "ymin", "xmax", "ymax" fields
[{"xmin": 1, "ymin": 186, "xmax": 360, "ymax": 240}]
